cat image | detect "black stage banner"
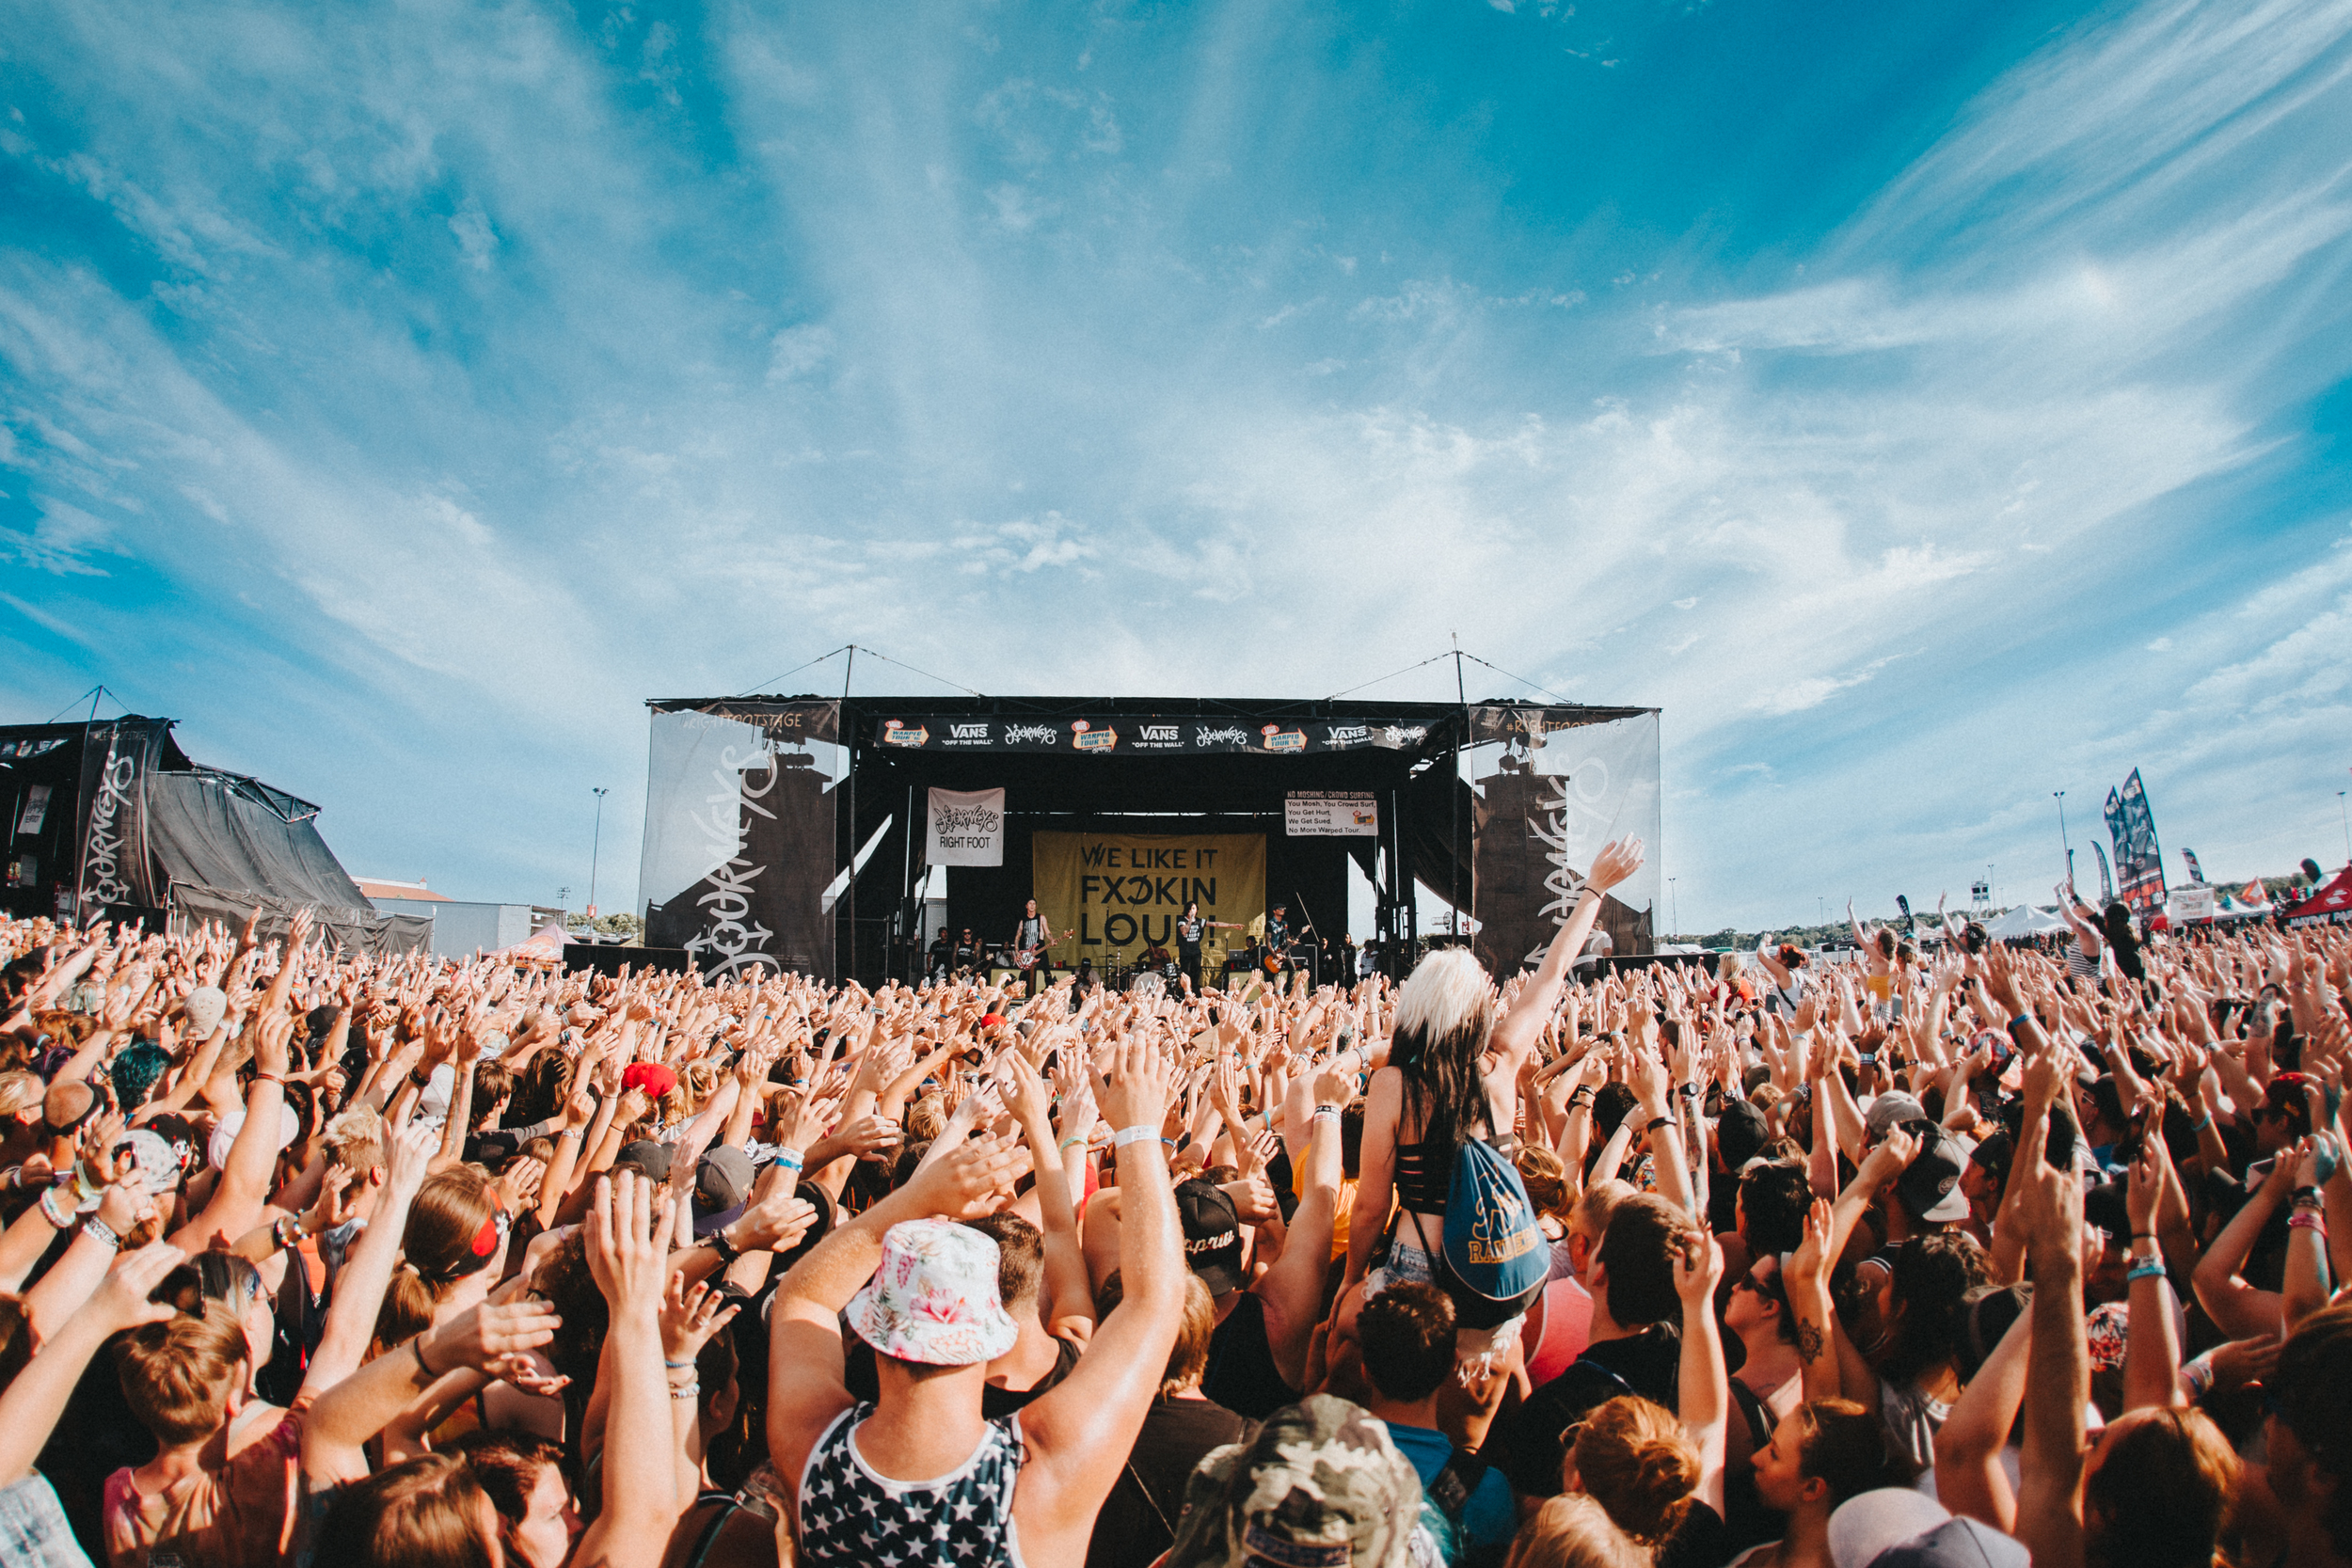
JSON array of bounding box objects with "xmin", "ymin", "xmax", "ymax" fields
[
  {"xmin": 640, "ymin": 702, "xmax": 840, "ymax": 978},
  {"xmin": 74, "ymin": 719, "xmax": 164, "ymax": 915},
  {"xmin": 871, "ymin": 715, "xmax": 1434, "ymax": 754}
]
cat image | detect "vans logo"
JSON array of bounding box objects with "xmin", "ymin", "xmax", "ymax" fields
[
  {"xmin": 1327, "ymin": 725, "xmax": 1368, "ymax": 743},
  {"xmin": 1138, "ymin": 725, "xmax": 1179, "ymax": 741},
  {"xmin": 948, "ymin": 723, "xmax": 991, "ymax": 739}
]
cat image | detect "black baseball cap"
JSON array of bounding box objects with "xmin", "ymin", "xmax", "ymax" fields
[
  {"xmin": 1894, "ymin": 1124, "xmax": 1972, "ymax": 1225},
  {"xmin": 1175, "ymin": 1178, "xmax": 1245, "ymax": 1295}
]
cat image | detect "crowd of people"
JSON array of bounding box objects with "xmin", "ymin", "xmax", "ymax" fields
[{"xmin": 1, "ymin": 841, "xmax": 2350, "ymax": 1568}]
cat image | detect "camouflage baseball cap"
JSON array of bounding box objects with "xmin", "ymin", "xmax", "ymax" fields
[{"xmin": 1163, "ymin": 1395, "xmax": 1433, "ymax": 1568}]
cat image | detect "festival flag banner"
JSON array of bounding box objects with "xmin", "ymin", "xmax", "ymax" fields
[
  {"xmin": 73, "ymin": 719, "xmax": 164, "ymax": 913},
  {"xmin": 1032, "ymin": 831, "xmax": 1264, "ymax": 968},
  {"xmin": 2182, "ymin": 847, "xmax": 2205, "ymax": 884},
  {"xmin": 925, "ymin": 787, "xmax": 1007, "ymax": 867},
  {"xmin": 2093, "ymin": 841, "xmax": 2115, "ymax": 904},
  {"xmin": 2106, "ymin": 768, "xmax": 2168, "ymax": 914}
]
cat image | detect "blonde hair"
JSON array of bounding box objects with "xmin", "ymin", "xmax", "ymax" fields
[
  {"xmin": 1507, "ymin": 1494, "xmax": 1651, "ymax": 1568},
  {"xmin": 1573, "ymin": 1395, "xmax": 1701, "ymax": 1547},
  {"xmin": 324, "ymin": 1103, "xmax": 386, "ymax": 1175},
  {"xmin": 1393, "ymin": 948, "xmax": 1492, "ymax": 1052},
  {"xmin": 0, "ymin": 1070, "xmax": 42, "ymax": 1123}
]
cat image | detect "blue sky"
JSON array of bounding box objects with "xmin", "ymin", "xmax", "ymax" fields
[{"xmin": 4, "ymin": 0, "xmax": 2350, "ymax": 933}]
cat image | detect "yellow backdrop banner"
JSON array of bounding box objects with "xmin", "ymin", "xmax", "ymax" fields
[{"xmin": 1032, "ymin": 831, "xmax": 1265, "ymax": 967}]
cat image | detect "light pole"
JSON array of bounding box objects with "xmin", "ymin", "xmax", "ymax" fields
[
  {"xmin": 557, "ymin": 885, "xmax": 570, "ymax": 910},
  {"xmin": 1988, "ymin": 864, "xmax": 1995, "ymax": 910},
  {"xmin": 1669, "ymin": 878, "xmax": 1678, "ymax": 937},
  {"xmin": 2340, "ymin": 791, "xmax": 2349, "ymax": 865},
  {"xmin": 2054, "ymin": 791, "xmax": 2074, "ymax": 885},
  {"xmin": 588, "ymin": 788, "xmax": 609, "ymax": 915}
]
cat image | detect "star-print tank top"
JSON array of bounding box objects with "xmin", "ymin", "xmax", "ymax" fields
[{"xmin": 798, "ymin": 1402, "xmax": 1026, "ymax": 1568}]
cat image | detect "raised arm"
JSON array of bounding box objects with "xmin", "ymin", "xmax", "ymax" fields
[
  {"xmin": 1018, "ymin": 1041, "xmax": 1187, "ymax": 1553},
  {"xmin": 1490, "ymin": 839, "xmax": 1645, "ymax": 1069},
  {"xmin": 2014, "ymin": 1113, "xmax": 2090, "ymax": 1568},
  {"xmin": 0, "ymin": 1243, "xmax": 181, "ymax": 1487},
  {"xmin": 167, "ymin": 1006, "xmax": 292, "ymax": 1251},
  {"xmin": 1675, "ymin": 1226, "xmax": 1729, "ymax": 1519},
  {"xmin": 1931, "ymin": 1303, "xmax": 2032, "ymax": 1532},
  {"xmin": 1254, "ymin": 1063, "xmax": 1350, "ymax": 1390},
  {"xmin": 569, "ymin": 1172, "xmax": 683, "ymax": 1568}
]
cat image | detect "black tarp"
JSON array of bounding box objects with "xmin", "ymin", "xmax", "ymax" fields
[
  {"xmin": 146, "ymin": 770, "xmax": 431, "ymax": 955},
  {"xmin": 0, "ymin": 716, "xmax": 427, "ymax": 953}
]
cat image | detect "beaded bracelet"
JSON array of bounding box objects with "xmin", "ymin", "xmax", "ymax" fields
[
  {"xmin": 670, "ymin": 1383, "xmax": 702, "ymax": 1401},
  {"xmin": 83, "ymin": 1216, "xmax": 123, "ymax": 1252},
  {"xmin": 37, "ymin": 1187, "xmax": 73, "ymax": 1229}
]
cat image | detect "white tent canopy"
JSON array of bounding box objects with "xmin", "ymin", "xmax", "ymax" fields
[{"xmin": 1985, "ymin": 904, "xmax": 2068, "ymax": 939}]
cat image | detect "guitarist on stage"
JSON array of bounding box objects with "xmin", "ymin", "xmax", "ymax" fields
[
  {"xmin": 1010, "ymin": 898, "xmax": 1057, "ymax": 996},
  {"xmin": 1262, "ymin": 904, "xmax": 1294, "ymax": 977}
]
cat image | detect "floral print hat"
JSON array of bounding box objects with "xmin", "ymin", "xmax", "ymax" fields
[{"xmin": 845, "ymin": 1217, "xmax": 1020, "ymax": 1367}]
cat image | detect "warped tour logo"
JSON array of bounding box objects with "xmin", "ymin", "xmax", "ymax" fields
[
  {"xmin": 1260, "ymin": 725, "xmax": 1307, "ymax": 752},
  {"xmin": 1071, "ymin": 721, "xmax": 1118, "ymax": 752},
  {"xmin": 880, "ymin": 721, "xmax": 930, "ymax": 747}
]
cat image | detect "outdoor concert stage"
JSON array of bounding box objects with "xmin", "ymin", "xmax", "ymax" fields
[{"xmin": 634, "ymin": 695, "xmax": 1661, "ymax": 987}]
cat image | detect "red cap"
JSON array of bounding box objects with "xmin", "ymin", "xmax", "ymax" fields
[
  {"xmin": 622, "ymin": 1062, "xmax": 679, "ymax": 1099},
  {"xmin": 979, "ymin": 1013, "xmax": 1006, "ymax": 1030}
]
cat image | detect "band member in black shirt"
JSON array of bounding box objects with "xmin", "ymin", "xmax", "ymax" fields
[
  {"xmin": 1172, "ymin": 899, "xmax": 1240, "ymax": 995},
  {"xmin": 953, "ymin": 927, "xmax": 980, "ymax": 975},
  {"xmin": 926, "ymin": 926, "xmax": 953, "ymax": 984},
  {"xmin": 1011, "ymin": 898, "xmax": 1056, "ymax": 996},
  {"xmin": 1262, "ymin": 904, "xmax": 1292, "ymax": 975}
]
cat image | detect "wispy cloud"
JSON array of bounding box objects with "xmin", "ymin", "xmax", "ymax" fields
[{"xmin": 0, "ymin": 0, "xmax": 2346, "ymax": 927}]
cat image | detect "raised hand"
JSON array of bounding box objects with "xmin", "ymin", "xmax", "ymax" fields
[
  {"xmin": 423, "ymin": 1296, "xmax": 564, "ymax": 1379},
  {"xmin": 1674, "ymin": 1225, "xmax": 1724, "ymax": 1306},
  {"xmin": 660, "ymin": 1275, "xmax": 741, "ymax": 1365},
  {"xmin": 587, "ymin": 1170, "xmax": 678, "ymax": 1314},
  {"xmin": 1586, "ymin": 838, "xmax": 1645, "ymax": 895},
  {"xmin": 88, "ymin": 1242, "xmax": 185, "ymax": 1335},
  {"xmin": 898, "ymin": 1131, "xmax": 1026, "ymax": 1222}
]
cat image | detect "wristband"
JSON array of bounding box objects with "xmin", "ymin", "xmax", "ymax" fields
[
  {"xmin": 2289, "ymin": 1211, "xmax": 2328, "ymax": 1240},
  {"xmin": 252, "ymin": 1072, "xmax": 284, "ymax": 1088},
  {"xmin": 1569, "ymin": 1087, "xmax": 1595, "ymax": 1106},
  {"xmin": 2125, "ymin": 1257, "xmax": 2167, "ymax": 1283},
  {"xmin": 1312, "ymin": 1103, "xmax": 1341, "ymax": 1119},
  {"xmin": 707, "ymin": 1227, "xmax": 741, "ymax": 1265},
  {"xmin": 1644, "ymin": 1116, "xmax": 1672, "ymax": 1135},
  {"xmin": 773, "ymin": 1149, "xmax": 804, "ymax": 1172},
  {"xmin": 2189, "ymin": 1112, "xmax": 2212, "ymax": 1132},
  {"xmin": 664, "ymin": 1357, "xmax": 698, "ymax": 1369},
  {"xmin": 1112, "ymin": 1124, "xmax": 1158, "ymax": 1148},
  {"xmin": 37, "ymin": 1188, "xmax": 72, "ymax": 1229},
  {"xmin": 83, "ymin": 1216, "xmax": 122, "ymax": 1252},
  {"xmin": 2294, "ymin": 1185, "xmax": 2322, "ymax": 1206},
  {"xmin": 412, "ymin": 1336, "xmax": 443, "ymax": 1379},
  {"xmin": 1058, "ymin": 1135, "xmax": 1086, "ymax": 1150}
]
